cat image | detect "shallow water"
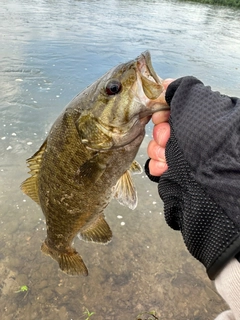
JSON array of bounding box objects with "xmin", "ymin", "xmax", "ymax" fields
[{"xmin": 1, "ymin": 0, "xmax": 240, "ymax": 319}]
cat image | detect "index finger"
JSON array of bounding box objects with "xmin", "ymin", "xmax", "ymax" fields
[{"xmin": 152, "ymin": 78, "xmax": 175, "ymax": 125}]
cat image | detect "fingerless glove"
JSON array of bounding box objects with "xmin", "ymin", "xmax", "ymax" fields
[{"xmin": 145, "ymin": 77, "xmax": 240, "ymax": 279}]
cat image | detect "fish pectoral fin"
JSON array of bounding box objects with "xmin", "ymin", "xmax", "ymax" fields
[
  {"xmin": 129, "ymin": 160, "xmax": 143, "ymax": 174},
  {"xmin": 80, "ymin": 215, "xmax": 112, "ymax": 243},
  {"xmin": 20, "ymin": 139, "xmax": 47, "ymax": 204},
  {"xmin": 76, "ymin": 153, "xmax": 107, "ymax": 184},
  {"xmin": 41, "ymin": 241, "xmax": 88, "ymax": 276},
  {"xmin": 113, "ymin": 169, "xmax": 138, "ymax": 210}
]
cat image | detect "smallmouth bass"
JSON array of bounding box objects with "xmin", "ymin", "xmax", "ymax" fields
[{"xmin": 21, "ymin": 51, "xmax": 169, "ymax": 276}]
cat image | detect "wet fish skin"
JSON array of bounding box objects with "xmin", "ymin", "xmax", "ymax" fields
[{"xmin": 21, "ymin": 51, "xmax": 169, "ymax": 276}]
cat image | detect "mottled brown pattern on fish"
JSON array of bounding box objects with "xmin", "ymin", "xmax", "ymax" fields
[{"xmin": 21, "ymin": 51, "xmax": 169, "ymax": 275}]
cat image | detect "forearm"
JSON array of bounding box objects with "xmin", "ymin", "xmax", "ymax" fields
[{"xmin": 214, "ymin": 258, "xmax": 240, "ymax": 319}]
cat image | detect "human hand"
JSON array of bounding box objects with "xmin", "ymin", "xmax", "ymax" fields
[
  {"xmin": 147, "ymin": 79, "xmax": 174, "ymax": 176},
  {"xmin": 145, "ymin": 75, "xmax": 240, "ymax": 317},
  {"xmin": 145, "ymin": 75, "xmax": 240, "ymax": 281}
]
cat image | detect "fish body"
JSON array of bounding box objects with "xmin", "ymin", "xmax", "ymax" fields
[{"xmin": 21, "ymin": 51, "xmax": 169, "ymax": 275}]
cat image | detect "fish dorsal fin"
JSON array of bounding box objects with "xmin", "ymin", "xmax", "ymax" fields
[
  {"xmin": 129, "ymin": 160, "xmax": 142, "ymax": 174},
  {"xmin": 80, "ymin": 214, "xmax": 112, "ymax": 243},
  {"xmin": 113, "ymin": 168, "xmax": 138, "ymax": 210},
  {"xmin": 20, "ymin": 140, "xmax": 47, "ymax": 204}
]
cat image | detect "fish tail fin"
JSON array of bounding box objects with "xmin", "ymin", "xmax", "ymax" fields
[{"xmin": 41, "ymin": 241, "xmax": 88, "ymax": 276}]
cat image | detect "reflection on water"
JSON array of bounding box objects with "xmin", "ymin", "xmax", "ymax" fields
[{"xmin": 0, "ymin": 0, "xmax": 239, "ymax": 319}]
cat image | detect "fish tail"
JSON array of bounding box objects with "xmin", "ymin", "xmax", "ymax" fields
[{"xmin": 41, "ymin": 241, "xmax": 88, "ymax": 276}]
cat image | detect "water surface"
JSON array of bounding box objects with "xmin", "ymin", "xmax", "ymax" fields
[{"xmin": 1, "ymin": 0, "xmax": 239, "ymax": 319}]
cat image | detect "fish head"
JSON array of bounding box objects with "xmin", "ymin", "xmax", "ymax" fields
[{"xmin": 77, "ymin": 51, "xmax": 169, "ymax": 150}]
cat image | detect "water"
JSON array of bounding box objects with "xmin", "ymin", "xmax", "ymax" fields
[{"xmin": 1, "ymin": 0, "xmax": 239, "ymax": 319}]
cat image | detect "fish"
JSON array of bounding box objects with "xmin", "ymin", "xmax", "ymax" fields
[{"xmin": 21, "ymin": 51, "xmax": 169, "ymax": 276}]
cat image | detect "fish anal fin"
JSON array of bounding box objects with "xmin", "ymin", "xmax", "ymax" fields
[
  {"xmin": 20, "ymin": 140, "xmax": 47, "ymax": 204},
  {"xmin": 41, "ymin": 241, "xmax": 88, "ymax": 276},
  {"xmin": 80, "ymin": 215, "xmax": 112, "ymax": 244},
  {"xmin": 113, "ymin": 170, "xmax": 138, "ymax": 210}
]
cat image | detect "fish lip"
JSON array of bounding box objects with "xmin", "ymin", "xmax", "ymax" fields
[
  {"xmin": 136, "ymin": 50, "xmax": 162, "ymax": 85},
  {"xmin": 139, "ymin": 107, "xmax": 169, "ymax": 119},
  {"xmin": 135, "ymin": 51, "xmax": 170, "ymax": 119}
]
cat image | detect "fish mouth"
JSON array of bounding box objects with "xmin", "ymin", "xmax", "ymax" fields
[{"xmin": 136, "ymin": 51, "xmax": 170, "ymax": 118}]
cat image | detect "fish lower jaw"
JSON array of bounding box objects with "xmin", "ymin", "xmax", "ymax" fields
[{"xmin": 139, "ymin": 115, "xmax": 152, "ymax": 125}]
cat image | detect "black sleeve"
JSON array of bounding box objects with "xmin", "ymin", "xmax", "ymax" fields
[
  {"xmin": 144, "ymin": 158, "xmax": 160, "ymax": 183},
  {"xmin": 146, "ymin": 76, "xmax": 240, "ymax": 280}
]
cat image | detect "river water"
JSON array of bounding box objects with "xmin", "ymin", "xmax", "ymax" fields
[{"xmin": 0, "ymin": 0, "xmax": 240, "ymax": 319}]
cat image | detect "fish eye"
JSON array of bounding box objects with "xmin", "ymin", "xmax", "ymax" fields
[{"xmin": 105, "ymin": 79, "xmax": 122, "ymax": 95}]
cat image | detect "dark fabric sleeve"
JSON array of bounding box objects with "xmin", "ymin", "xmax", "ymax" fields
[
  {"xmin": 146, "ymin": 76, "xmax": 240, "ymax": 279},
  {"xmin": 144, "ymin": 158, "xmax": 160, "ymax": 183}
]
